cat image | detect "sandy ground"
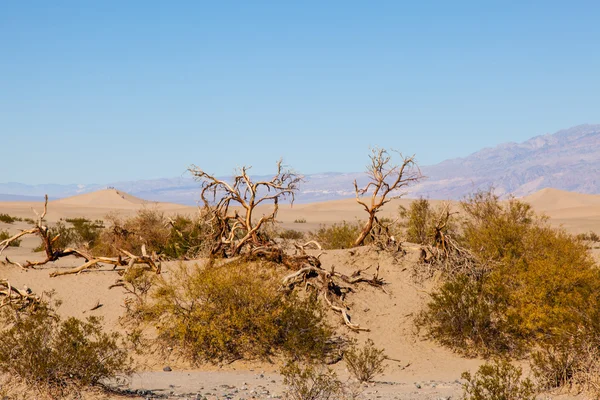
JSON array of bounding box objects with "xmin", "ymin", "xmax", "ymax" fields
[{"xmin": 0, "ymin": 188, "xmax": 599, "ymax": 399}]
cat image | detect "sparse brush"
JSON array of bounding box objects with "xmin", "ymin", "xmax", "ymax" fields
[
  {"xmin": 0, "ymin": 301, "xmax": 131, "ymax": 397},
  {"xmin": 0, "ymin": 230, "xmax": 20, "ymax": 247},
  {"xmin": 294, "ymin": 218, "xmax": 307, "ymax": 224},
  {"xmin": 279, "ymin": 229, "xmax": 305, "ymax": 240},
  {"xmin": 461, "ymin": 359, "xmax": 536, "ymax": 400},
  {"xmin": 0, "ymin": 214, "xmax": 21, "ymax": 224},
  {"xmin": 576, "ymin": 231, "xmax": 600, "ymax": 242},
  {"xmin": 311, "ymin": 221, "xmax": 364, "ymax": 249},
  {"xmin": 344, "ymin": 339, "xmax": 386, "ymax": 383},
  {"xmin": 281, "ymin": 360, "xmax": 343, "ymax": 400}
]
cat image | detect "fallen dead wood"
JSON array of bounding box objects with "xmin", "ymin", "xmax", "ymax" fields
[
  {"xmin": 0, "ymin": 279, "xmax": 39, "ymax": 309},
  {"xmin": 0, "ymin": 195, "xmax": 160, "ymax": 277},
  {"xmin": 277, "ymin": 246, "xmax": 385, "ymax": 331}
]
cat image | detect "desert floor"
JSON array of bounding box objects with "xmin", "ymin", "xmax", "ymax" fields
[{"xmin": 0, "ymin": 188, "xmax": 598, "ymax": 399}]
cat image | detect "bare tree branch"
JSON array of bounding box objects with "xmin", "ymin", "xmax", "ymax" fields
[
  {"xmin": 353, "ymin": 148, "xmax": 422, "ymax": 247},
  {"xmin": 188, "ymin": 159, "xmax": 303, "ymax": 256}
]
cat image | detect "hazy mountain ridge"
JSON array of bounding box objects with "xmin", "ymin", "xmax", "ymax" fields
[{"xmin": 2, "ymin": 124, "xmax": 600, "ymax": 204}]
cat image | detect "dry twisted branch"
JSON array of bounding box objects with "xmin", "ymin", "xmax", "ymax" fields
[
  {"xmin": 0, "ymin": 279, "xmax": 39, "ymax": 309},
  {"xmin": 188, "ymin": 159, "xmax": 302, "ymax": 257},
  {"xmin": 0, "ymin": 195, "xmax": 160, "ymax": 277}
]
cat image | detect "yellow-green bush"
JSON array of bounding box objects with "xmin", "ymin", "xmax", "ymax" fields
[
  {"xmin": 0, "ymin": 302, "xmax": 131, "ymax": 396},
  {"xmin": 0, "ymin": 230, "xmax": 20, "ymax": 247},
  {"xmin": 311, "ymin": 221, "xmax": 363, "ymax": 249},
  {"xmin": 0, "ymin": 214, "xmax": 21, "ymax": 224},
  {"xmin": 461, "ymin": 359, "xmax": 536, "ymax": 400},
  {"xmin": 344, "ymin": 339, "xmax": 386, "ymax": 382},
  {"xmin": 280, "ymin": 360, "xmax": 343, "ymax": 400},
  {"xmin": 131, "ymin": 260, "xmax": 332, "ymax": 364},
  {"xmin": 420, "ymin": 191, "xmax": 600, "ymax": 357}
]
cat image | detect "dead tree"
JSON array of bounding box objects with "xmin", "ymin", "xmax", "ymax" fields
[
  {"xmin": 353, "ymin": 148, "xmax": 421, "ymax": 247},
  {"xmin": 0, "ymin": 195, "xmax": 160, "ymax": 277},
  {"xmin": 189, "ymin": 159, "xmax": 302, "ymax": 256}
]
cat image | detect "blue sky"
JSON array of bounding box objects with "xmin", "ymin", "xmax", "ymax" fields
[{"xmin": 1, "ymin": 1, "xmax": 600, "ymax": 184}]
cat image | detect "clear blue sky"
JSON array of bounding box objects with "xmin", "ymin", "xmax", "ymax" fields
[{"xmin": 2, "ymin": 1, "xmax": 599, "ymax": 184}]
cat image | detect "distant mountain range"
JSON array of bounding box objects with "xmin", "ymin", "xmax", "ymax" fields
[{"xmin": 2, "ymin": 124, "xmax": 600, "ymax": 204}]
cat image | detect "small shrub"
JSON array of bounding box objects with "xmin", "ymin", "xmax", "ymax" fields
[
  {"xmin": 294, "ymin": 218, "xmax": 307, "ymax": 224},
  {"xmin": 416, "ymin": 274, "xmax": 513, "ymax": 356},
  {"xmin": 281, "ymin": 360, "xmax": 343, "ymax": 400},
  {"xmin": 576, "ymin": 231, "xmax": 600, "ymax": 242},
  {"xmin": 0, "ymin": 302, "xmax": 131, "ymax": 395},
  {"xmin": 344, "ymin": 339, "xmax": 386, "ymax": 382},
  {"xmin": 279, "ymin": 229, "xmax": 305, "ymax": 240},
  {"xmin": 399, "ymin": 198, "xmax": 432, "ymax": 244},
  {"xmin": 0, "ymin": 230, "xmax": 20, "ymax": 247},
  {"xmin": 312, "ymin": 221, "xmax": 364, "ymax": 249},
  {"xmin": 163, "ymin": 214, "xmax": 207, "ymax": 258},
  {"xmin": 461, "ymin": 359, "xmax": 536, "ymax": 400},
  {"xmin": 92, "ymin": 209, "xmax": 170, "ymax": 256},
  {"xmin": 23, "ymin": 217, "xmax": 35, "ymax": 225},
  {"xmin": 132, "ymin": 260, "xmax": 332, "ymax": 364},
  {"xmin": 38, "ymin": 221, "xmax": 75, "ymax": 252},
  {"xmin": 0, "ymin": 214, "xmax": 21, "ymax": 224}
]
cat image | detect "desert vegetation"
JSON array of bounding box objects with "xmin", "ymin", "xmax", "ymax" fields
[
  {"xmin": 0, "ymin": 214, "xmax": 22, "ymax": 224},
  {"xmin": 411, "ymin": 190, "xmax": 600, "ymax": 397},
  {"xmin": 353, "ymin": 147, "xmax": 421, "ymax": 247},
  {"xmin": 3, "ymin": 149, "xmax": 600, "ymax": 398},
  {"xmin": 0, "ymin": 287, "xmax": 130, "ymax": 398}
]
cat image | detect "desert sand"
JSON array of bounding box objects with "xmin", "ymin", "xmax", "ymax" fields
[{"xmin": 0, "ymin": 188, "xmax": 598, "ymax": 399}]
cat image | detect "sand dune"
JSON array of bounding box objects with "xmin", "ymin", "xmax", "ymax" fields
[
  {"xmin": 52, "ymin": 189, "xmax": 149, "ymax": 207},
  {"xmin": 523, "ymin": 187, "xmax": 600, "ymax": 212}
]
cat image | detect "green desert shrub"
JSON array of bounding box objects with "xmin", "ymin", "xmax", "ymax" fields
[
  {"xmin": 294, "ymin": 218, "xmax": 307, "ymax": 224},
  {"xmin": 344, "ymin": 339, "xmax": 387, "ymax": 383},
  {"xmin": 280, "ymin": 360, "xmax": 343, "ymax": 400},
  {"xmin": 416, "ymin": 274, "xmax": 513, "ymax": 355},
  {"xmin": 312, "ymin": 221, "xmax": 363, "ymax": 249},
  {"xmin": 33, "ymin": 218, "xmax": 103, "ymax": 253},
  {"xmin": 92, "ymin": 209, "xmax": 170, "ymax": 256},
  {"xmin": 0, "ymin": 302, "xmax": 131, "ymax": 396},
  {"xmin": 0, "ymin": 230, "xmax": 20, "ymax": 247},
  {"xmin": 576, "ymin": 231, "xmax": 600, "ymax": 242},
  {"xmin": 131, "ymin": 260, "xmax": 332, "ymax": 364},
  {"xmin": 420, "ymin": 190, "xmax": 600, "ymax": 357},
  {"xmin": 163, "ymin": 214, "xmax": 206, "ymax": 258},
  {"xmin": 461, "ymin": 359, "xmax": 536, "ymax": 400},
  {"xmin": 531, "ymin": 303, "xmax": 600, "ymax": 395},
  {"xmin": 278, "ymin": 229, "xmax": 305, "ymax": 240},
  {"xmin": 0, "ymin": 214, "xmax": 21, "ymax": 224},
  {"xmin": 399, "ymin": 198, "xmax": 433, "ymax": 244}
]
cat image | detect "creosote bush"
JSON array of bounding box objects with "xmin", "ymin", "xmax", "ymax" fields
[
  {"xmin": 0, "ymin": 214, "xmax": 21, "ymax": 224},
  {"xmin": 312, "ymin": 221, "xmax": 364, "ymax": 249},
  {"xmin": 0, "ymin": 301, "xmax": 131, "ymax": 396},
  {"xmin": 461, "ymin": 359, "xmax": 536, "ymax": 400},
  {"xmin": 576, "ymin": 231, "xmax": 600, "ymax": 242},
  {"xmin": 278, "ymin": 229, "xmax": 305, "ymax": 240},
  {"xmin": 399, "ymin": 198, "xmax": 433, "ymax": 244},
  {"xmin": 419, "ymin": 190, "xmax": 600, "ymax": 358},
  {"xmin": 344, "ymin": 338, "xmax": 386, "ymax": 382},
  {"xmin": 130, "ymin": 260, "xmax": 332, "ymax": 364},
  {"xmin": 399, "ymin": 198, "xmax": 457, "ymax": 246},
  {"xmin": 0, "ymin": 230, "xmax": 20, "ymax": 247},
  {"xmin": 281, "ymin": 360, "xmax": 343, "ymax": 400},
  {"xmin": 34, "ymin": 218, "xmax": 103, "ymax": 252}
]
